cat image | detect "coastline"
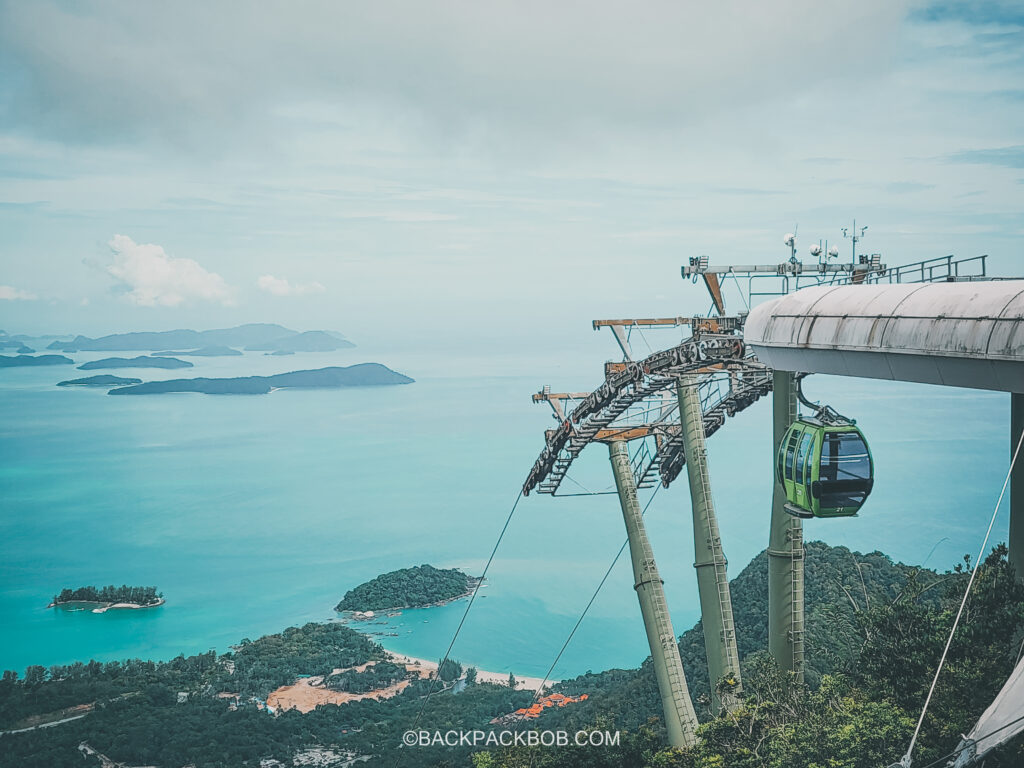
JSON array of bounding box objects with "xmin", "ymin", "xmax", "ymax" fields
[
  {"xmin": 48, "ymin": 598, "xmax": 166, "ymax": 613},
  {"xmin": 385, "ymin": 652, "xmax": 555, "ymax": 692}
]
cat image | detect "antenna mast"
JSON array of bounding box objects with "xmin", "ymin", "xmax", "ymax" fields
[{"xmin": 841, "ymin": 220, "xmax": 868, "ymax": 262}]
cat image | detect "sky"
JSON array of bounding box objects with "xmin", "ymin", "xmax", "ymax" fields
[{"xmin": 1, "ymin": 0, "xmax": 1023, "ymax": 358}]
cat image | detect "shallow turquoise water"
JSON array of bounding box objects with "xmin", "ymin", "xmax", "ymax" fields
[{"xmin": 0, "ymin": 347, "xmax": 1010, "ymax": 681}]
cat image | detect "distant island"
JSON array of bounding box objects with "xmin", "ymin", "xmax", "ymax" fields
[
  {"xmin": 108, "ymin": 363, "xmax": 414, "ymax": 395},
  {"xmin": 244, "ymin": 330, "xmax": 352, "ymax": 353},
  {"xmin": 49, "ymin": 585, "xmax": 164, "ymax": 613},
  {"xmin": 48, "ymin": 323, "xmax": 354, "ymax": 354},
  {"xmin": 58, "ymin": 375, "xmax": 143, "ymax": 387},
  {"xmin": 152, "ymin": 346, "xmax": 243, "ymax": 357},
  {"xmin": 0, "ymin": 354, "xmax": 74, "ymax": 368},
  {"xmin": 78, "ymin": 356, "xmax": 193, "ymax": 370},
  {"xmin": 336, "ymin": 564, "xmax": 480, "ymax": 612}
]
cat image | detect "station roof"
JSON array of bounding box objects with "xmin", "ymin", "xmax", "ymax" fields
[{"xmin": 744, "ymin": 280, "xmax": 1024, "ymax": 393}]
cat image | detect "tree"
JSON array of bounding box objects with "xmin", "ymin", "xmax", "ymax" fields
[
  {"xmin": 466, "ymin": 667, "xmax": 478, "ymax": 685},
  {"xmin": 507, "ymin": 673, "xmax": 517, "ymax": 689}
]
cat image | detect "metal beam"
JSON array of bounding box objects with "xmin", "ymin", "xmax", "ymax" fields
[
  {"xmin": 592, "ymin": 318, "xmax": 692, "ymax": 329},
  {"xmin": 608, "ymin": 440, "xmax": 699, "ymax": 748},
  {"xmin": 1011, "ymin": 393, "xmax": 1024, "ymax": 582},
  {"xmin": 677, "ymin": 377, "xmax": 742, "ymax": 713},
  {"xmin": 767, "ymin": 371, "xmax": 804, "ymax": 682}
]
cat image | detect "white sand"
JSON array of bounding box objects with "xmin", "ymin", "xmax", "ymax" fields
[{"xmin": 386, "ymin": 653, "xmax": 555, "ymax": 692}]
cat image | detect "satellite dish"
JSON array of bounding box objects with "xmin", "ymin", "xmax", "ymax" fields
[
  {"xmin": 809, "ymin": 244, "xmax": 822, "ymax": 257},
  {"xmin": 783, "ymin": 233, "xmax": 796, "ymax": 247},
  {"xmin": 827, "ymin": 245, "xmax": 840, "ymax": 258}
]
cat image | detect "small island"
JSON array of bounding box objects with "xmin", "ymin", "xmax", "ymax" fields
[
  {"xmin": 107, "ymin": 363, "xmax": 414, "ymax": 395},
  {"xmin": 336, "ymin": 564, "xmax": 480, "ymax": 613},
  {"xmin": 49, "ymin": 585, "xmax": 164, "ymax": 613},
  {"xmin": 245, "ymin": 330, "xmax": 354, "ymax": 353},
  {"xmin": 152, "ymin": 346, "xmax": 243, "ymax": 357},
  {"xmin": 0, "ymin": 354, "xmax": 74, "ymax": 367},
  {"xmin": 78, "ymin": 356, "xmax": 193, "ymax": 370},
  {"xmin": 58, "ymin": 374, "xmax": 143, "ymax": 387}
]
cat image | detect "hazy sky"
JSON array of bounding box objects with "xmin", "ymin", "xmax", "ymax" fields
[{"xmin": 1, "ymin": 1, "xmax": 1022, "ymax": 352}]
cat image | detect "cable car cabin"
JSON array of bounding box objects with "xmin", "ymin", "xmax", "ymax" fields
[{"xmin": 776, "ymin": 418, "xmax": 874, "ymax": 518}]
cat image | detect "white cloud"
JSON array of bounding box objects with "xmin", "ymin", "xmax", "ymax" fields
[
  {"xmin": 106, "ymin": 234, "xmax": 232, "ymax": 306},
  {"xmin": 256, "ymin": 274, "xmax": 326, "ymax": 297},
  {"xmin": 0, "ymin": 285, "xmax": 37, "ymax": 300}
]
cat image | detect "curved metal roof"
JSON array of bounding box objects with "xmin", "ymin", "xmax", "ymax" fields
[{"xmin": 745, "ymin": 281, "xmax": 1024, "ymax": 392}]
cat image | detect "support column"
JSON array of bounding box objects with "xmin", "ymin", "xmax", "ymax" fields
[
  {"xmin": 608, "ymin": 440, "xmax": 699, "ymax": 748},
  {"xmin": 767, "ymin": 371, "xmax": 805, "ymax": 683},
  {"xmin": 1010, "ymin": 394, "xmax": 1024, "ymax": 582},
  {"xmin": 677, "ymin": 378, "xmax": 742, "ymax": 713}
]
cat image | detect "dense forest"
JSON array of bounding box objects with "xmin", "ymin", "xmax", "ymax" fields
[
  {"xmin": 50, "ymin": 585, "xmax": 161, "ymax": 607},
  {"xmin": 4, "ymin": 543, "xmax": 1023, "ymax": 768},
  {"xmin": 335, "ymin": 564, "xmax": 477, "ymax": 611}
]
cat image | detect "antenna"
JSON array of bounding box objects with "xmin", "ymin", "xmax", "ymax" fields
[
  {"xmin": 809, "ymin": 240, "xmax": 838, "ymax": 265},
  {"xmin": 783, "ymin": 225, "xmax": 798, "ymax": 263},
  {"xmin": 841, "ymin": 220, "xmax": 868, "ymax": 262}
]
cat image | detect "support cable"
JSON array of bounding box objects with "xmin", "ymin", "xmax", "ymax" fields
[
  {"xmin": 395, "ymin": 490, "xmax": 524, "ymax": 768},
  {"xmin": 906, "ymin": 709, "xmax": 1024, "ymax": 768},
  {"xmin": 523, "ymin": 484, "xmax": 662, "ymax": 768},
  {"xmin": 532, "ymin": 483, "xmax": 662, "ymax": 697},
  {"xmin": 898, "ymin": 427, "xmax": 1024, "ymax": 767}
]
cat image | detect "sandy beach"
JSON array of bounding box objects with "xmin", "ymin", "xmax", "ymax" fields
[{"xmin": 385, "ymin": 652, "xmax": 555, "ymax": 692}]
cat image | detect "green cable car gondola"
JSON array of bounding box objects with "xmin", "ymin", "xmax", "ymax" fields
[{"xmin": 776, "ymin": 387, "xmax": 874, "ymax": 519}]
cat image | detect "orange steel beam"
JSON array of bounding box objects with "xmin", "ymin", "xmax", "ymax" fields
[
  {"xmin": 703, "ymin": 273, "xmax": 725, "ymax": 314},
  {"xmin": 594, "ymin": 426, "xmax": 660, "ymax": 442}
]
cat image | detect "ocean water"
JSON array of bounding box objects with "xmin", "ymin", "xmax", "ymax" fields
[{"xmin": 0, "ymin": 346, "xmax": 1011, "ymax": 681}]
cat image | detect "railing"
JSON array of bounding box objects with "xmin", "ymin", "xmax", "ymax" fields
[{"xmin": 835, "ymin": 254, "xmax": 988, "ymax": 286}]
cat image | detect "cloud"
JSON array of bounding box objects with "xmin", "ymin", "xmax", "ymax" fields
[
  {"xmin": 256, "ymin": 274, "xmax": 325, "ymax": 297},
  {"xmin": 0, "ymin": 1, "xmax": 912, "ymax": 151},
  {"xmin": 106, "ymin": 234, "xmax": 232, "ymax": 306},
  {"xmin": 946, "ymin": 145, "xmax": 1024, "ymax": 169},
  {"xmin": 0, "ymin": 285, "xmax": 37, "ymax": 300}
]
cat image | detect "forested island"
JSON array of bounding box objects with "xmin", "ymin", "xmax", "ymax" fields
[
  {"xmin": 335, "ymin": 564, "xmax": 480, "ymax": 612},
  {"xmin": 57, "ymin": 375, "xmax": 142, "ymax": 387},
  {"xmin": 49, "ymin": 586, "xmax": 163, "ymax": 610},
  {"xmin": 0, "ymin": 354, "xmax": 73, "ymax": 368},
  {"xmin": 107, "ymin": 364, "xmax": 413, "ymax": 395},
  {"xmin": 78, "ymin": 356, "xmax": 193, "ymax": 370},
  {"xmin": 4, "ymin": 543, "xmax": 1024, "ymax": 768}
]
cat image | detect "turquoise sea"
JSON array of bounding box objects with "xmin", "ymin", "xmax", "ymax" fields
[{"xmin": 0, "ymin": 344, "xmax": 1011, "ymax": 682}]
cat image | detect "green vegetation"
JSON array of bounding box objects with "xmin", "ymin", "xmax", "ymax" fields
[
  {"xmin": 50, "ymin": 586, "xmax": 161, "ymax": 607},
  {"xmin": 478, "ymin": 545, "xmax": 1024, "ymax": 768},
  {"xmin": 5, "ymin": 544, "xmax": 1024, "ymax": 768},
  {"xmin": 335, "ymin": 564, "xmax": 476, "ymax": 612},
  {"xmin": 324, "ymin": 662, "xmax": 408, "ymax": 693},
  {"xmin": 437, "ymin": 658, "xmax": 463, "ymax": 683},
  {"xmin": 227, "ymin": 623, "xmax": 385, "ymax": 696},
  {"xmin": 0, "ymin": 623, "xmax": 533, "ymax": 768}
]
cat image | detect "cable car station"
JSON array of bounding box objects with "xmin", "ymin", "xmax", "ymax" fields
[{"xmin": 522, "ymin": 233, "xmax": 1024, "ymax": 751}]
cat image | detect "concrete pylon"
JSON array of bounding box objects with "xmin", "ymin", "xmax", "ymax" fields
[
  {"xmin": 677, "ymin": 377, "xmax": 742, "ymax": 713},
  {"xmin": 1010, "ymin": 393, "xmax": 1024, "ymax": 582},
  {"xmin": 767, "ymin": 371, "xmax": 805, "ymax": 683},
  {"xmin": 608, "ymin": 440, "xmax": 699, "ymax": 748}
]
